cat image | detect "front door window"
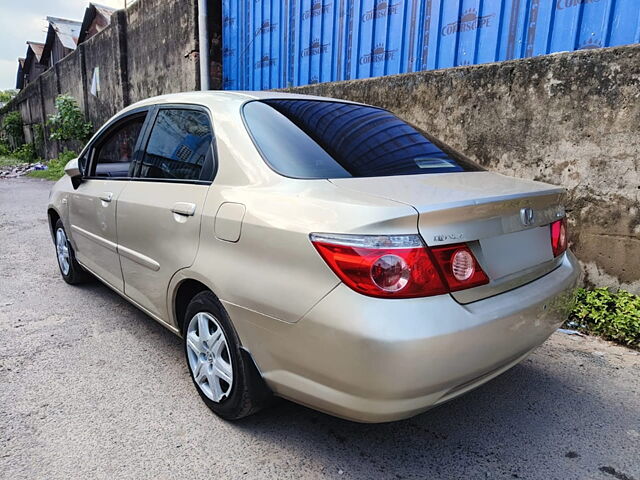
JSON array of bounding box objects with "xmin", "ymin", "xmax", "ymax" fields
[{"xmin": 91, "ymin": 116, "xmax": 145, "ymax": 178}]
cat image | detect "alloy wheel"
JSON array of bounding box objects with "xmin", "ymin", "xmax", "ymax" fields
[
  {"xmin": 186, "ymin": 312, "xmax": 234, "ymax": 402},
  {"xmin": 55, "ymin": 228, "xmax": 71, "ymax": 276}
]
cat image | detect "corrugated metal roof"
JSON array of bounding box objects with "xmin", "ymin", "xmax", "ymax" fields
[{"xmin": 46, "ymin": 16, "xmax": 82, "ymax": 50}]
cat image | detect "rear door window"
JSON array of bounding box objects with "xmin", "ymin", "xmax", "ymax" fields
[
  {"xmin": 243, "ymin": 99, "xmax": 483, "ymax": 179},
  {"xmin": 138, "ymin": 109, "xmax": 214, "ymax": 182},
  {"xmin": 91, "ymin": 115, "xmax": 145, "ymax": 178}
]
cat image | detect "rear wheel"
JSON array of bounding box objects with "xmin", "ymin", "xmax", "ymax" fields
[
  {"xmin": 183, "ymin": 291, "xmax": 270, "ymax": 420},
  {"xmin": 54, "ymin": 219, "xmax": 88, "ymax": 285}
]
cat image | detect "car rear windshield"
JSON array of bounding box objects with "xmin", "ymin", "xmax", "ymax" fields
[{"xmin": 242, "ymin": 99, "xmax": 483, "ymax": 179}]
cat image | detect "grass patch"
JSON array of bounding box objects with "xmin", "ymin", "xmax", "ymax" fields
[
  {"xmin": 28, "ymin": 150, "xmax": 76, "ymax": 181},
  {"xmin": 28, "ymin": 158, "xmax": 66, "ymax": 180},
  {"xmin": 567, "ymin": 288, "xmax": 640, "ymax": 349},
  {"xmin": 0, "ymin": 156, "xmax": 21, "ymax": 167}
]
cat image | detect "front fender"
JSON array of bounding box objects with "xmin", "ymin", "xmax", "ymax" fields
[{"xmin": 47, "ymin": 175, "xmax": 73, "ymax": 245}]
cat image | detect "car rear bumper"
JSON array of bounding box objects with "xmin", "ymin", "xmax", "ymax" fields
[{"xmin": 228, "ymin": 250, "xmax": 581, "ymax": 423}]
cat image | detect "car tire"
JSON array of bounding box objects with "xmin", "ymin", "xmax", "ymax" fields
[
  {"xmin": 183, "ymin": 291, "xmax": 271, "ymax": 420},
  {"xmin": 54, "ymin": 219, "xmax": 88, "ymax": 285}
]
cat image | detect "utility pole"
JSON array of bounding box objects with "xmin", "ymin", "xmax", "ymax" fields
[{"xmin": 198, "ymin": 0, "xmax": 210, "ymax": 90}]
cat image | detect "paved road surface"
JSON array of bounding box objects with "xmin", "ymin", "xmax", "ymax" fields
[{"xmin": 1, "ymin": 178, "xmax": 639, "ymax": 480}]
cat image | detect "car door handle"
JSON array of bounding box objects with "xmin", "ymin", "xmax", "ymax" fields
[
  {"xmin": 171, "ymin": 202, "xmax": 196, "ymax": 216},
  {"xmin": 99, "ymin": 192, "xmax": 113, "ymax": 203}
]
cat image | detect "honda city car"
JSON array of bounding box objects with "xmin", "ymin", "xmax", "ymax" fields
[{"xmin": 47, "ymin": 91, "xmax": 579, "ymax": 422}]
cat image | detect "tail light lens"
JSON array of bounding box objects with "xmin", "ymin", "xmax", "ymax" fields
[
  {"xmin": 430, "ymin": 244, "xmax": 489, "ymax": 292},
  {"xmin": 550, "ymin": 218, "xmax": 568, "ymax": 257},
  {"xmin": 310, "ymin": 233, "xmax": 488, "ymax": 299}
]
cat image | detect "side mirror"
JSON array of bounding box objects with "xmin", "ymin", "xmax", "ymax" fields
[{"xmin": 64, "ymin": 158, "xmax": 82, "ymax": 189}]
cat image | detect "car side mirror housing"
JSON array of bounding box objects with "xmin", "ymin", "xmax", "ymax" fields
[{"xmin": 65, "ymin": 158, "xmax": 83, "ymax": 189}]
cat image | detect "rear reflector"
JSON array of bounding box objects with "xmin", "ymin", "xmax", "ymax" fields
[
  {"xmin": 310, "ymin": 233, "xmax": 488, "ymax": 298},
  {"xmin": 550, "ymin": 218, "xmax": 568, "ymax": 257}
]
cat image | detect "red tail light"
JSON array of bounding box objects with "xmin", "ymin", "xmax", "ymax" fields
[
  {"xmin": 550, "ymin": 218, "xmax": 568, "ymax": 257},
  {"xmin": 430, "ymin": 244, "xmax": 490, "ymax": 292},
  {"xmin": 310, "ymin": 234, "xmax": 488, "ymax": 299}
]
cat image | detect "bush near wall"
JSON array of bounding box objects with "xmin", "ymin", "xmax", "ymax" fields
[
  {"xmin": 568, "ymin": 288, "xmax": 640, "ymax": 348},
  {"xmin": 0, "ymin": 95, "xmax": 92, "ymax": 169},
  {"xmin": 11, "ymin": 143, "xmax": 37, "ymax": 162},
  {"xmin": 47, "ymin": 95, "xmax": 92, "ymax": 144},
  {"xmin": 0, "ymin": 140, "xmax": 11, "ymax": 157},
  {"xmin": 2, "ymin": 111, "xmax": 24, "ymax": 147}
]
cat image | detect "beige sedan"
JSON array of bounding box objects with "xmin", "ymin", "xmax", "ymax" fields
[{"xmin": 48, "ymin": 91, "xmax": 580, "ymax": 422}]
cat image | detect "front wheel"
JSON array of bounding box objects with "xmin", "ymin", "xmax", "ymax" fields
[
  {"xmin": 54, "ymin": 219, "xmax": 88, "ymax": 285},
  {"xmin": 183, "ymin": 291, "xmax": 271, "ymax": 420}
]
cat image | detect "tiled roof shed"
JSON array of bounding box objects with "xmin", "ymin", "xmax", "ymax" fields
[
  {"xmin": 18, "ymin": 42, "xmax": 46, "ymax": 88},
  {"xmin": 78, "ymin": 3, "xmax": 117, "ymax": 44},
  {"xmin": 16, "ymin": 58, "xmax": 26, "ymax": 89},
  {"xmin": 27, "ymin": 41, "xmax": 45, "ymax": 62}
]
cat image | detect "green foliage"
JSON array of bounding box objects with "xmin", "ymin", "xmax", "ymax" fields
[
  {"xmin": 33, "ymin": 123, "xmax": 45, "ymax": 155},
  {"xmin": 56, "ymin": 149, "xmax": 77, "ymax": 164},
  {"xmin": 47, "ymin": 95, "xmax": 92, "ymax": 143},
  {"xmin": 0, "ymin": 89, "xmax": 18, "ymax": 103},
  {"xmin": 12, "ymin": 143, "xmax": 36, "ymax": 162},
  {"xmin": 568, "ymin": 288, "xmax": 640, "ymax": 348},
  {"xmin": 29, "ymin": 150, "xmax": 77, "ymax": 181},
  {"xmin": 0, "ymin": 156, "xmax": 19, "ymax": 167},
  {"xmin": 2, "ymin": 111, "xmax": 24, "ymax": 145},
  {"xmin": 0, "ymin": 141, "xmax": 11, "ymax": 157}
]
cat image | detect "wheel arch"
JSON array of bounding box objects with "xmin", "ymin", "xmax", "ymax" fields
[
  {"xmin": 47, "ymin": 208, "xmax": 61, "ymax": 243},
  {"xmin": 172, "ymin": 276, "xmax": 216, "ymax": 335}
]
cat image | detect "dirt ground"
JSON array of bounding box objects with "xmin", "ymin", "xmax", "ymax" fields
[{"xmin": 1, "ymin": 178, "xmax": 639, "ymax": 480}]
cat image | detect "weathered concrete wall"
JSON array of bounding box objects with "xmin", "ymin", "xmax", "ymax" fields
[
  {"xmin": 18, "ymin": 99, "xmax": 32, "ymax": 144},
  {"xmin": 39, "ymin": 69, "xmax": 59, "ymax": 158},
  {"xmin": 55, "ymin": 47, "xmax": 85, "ymax": 113},
  {"xmin": 1, "ymin": 0, "xmax": 222, "ymax": 159},
  {"xmin": 17, "ymin": 83, "xmax": 37, "ymax": 126},
  {"xmin": 126, "ymin": 0, "xmax": 200, "ymax": 104},
  {"xmin": 286, "ymin": 45, "xmax": 640, "ymax": 293},
  {"xmin": 54, "ymin": 46, "xmax": 87, "ymax": 154},
  {"xmin": 82, "ymin": 21, "xmax": 125, "ymax": 128},
  {"xmin": 16, "ymin": 82, "xmax": 41, "ymax": 146}
]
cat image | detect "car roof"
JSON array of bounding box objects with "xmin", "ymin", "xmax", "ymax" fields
[{"xmin": 120, "ymin": 90, "xmax": 366, "ymax": 114}]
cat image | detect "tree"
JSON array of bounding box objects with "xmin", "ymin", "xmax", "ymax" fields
[{"xmin": 0, "ymin": 89, "xmax": 18, "ymax": 104}]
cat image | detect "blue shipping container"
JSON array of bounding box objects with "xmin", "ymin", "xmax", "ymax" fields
[{"xmin": 222, "ymin": 0, "xmax": 640, "ymax": 90}]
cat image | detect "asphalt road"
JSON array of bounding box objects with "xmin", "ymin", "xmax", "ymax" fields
[{"xmin": 1, "ymin": 177, "xmax": 639, "ymax": 480}]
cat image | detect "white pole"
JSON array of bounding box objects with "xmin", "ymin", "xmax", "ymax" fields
[{"xmin": 198, "ymin": 0, "xmax": 210, "ymax": 91}]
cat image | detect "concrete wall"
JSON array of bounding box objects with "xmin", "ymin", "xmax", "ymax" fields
[
  {"xmin": 54, "ymin": 45, "xmax": 87, "ymax": 155},
  {"xmin": 1, "ymin": 0, "xmax": 222, "ymax": 158},
  {"xmin": 82, "ymin": 18, "xmax": 126, "ymax": 127},
  {"xmin": 39, "ymin": 69, "xmax": 59, "ymax": 158},
  {"xmin": 16, "ymin": 82, "xmax": 41, "ymax": 146},
  {"xmin": 286, "ymin": 45, "xmax": 640, "ymax": 293},
  {"xmin": 55, "ymin": 49, "xmax": 85, "ymax": 112},
  {"xmin": 126, "ymin": 0, "xmax": 201, "ymax": 104}
]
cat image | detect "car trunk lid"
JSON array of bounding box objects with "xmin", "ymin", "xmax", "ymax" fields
[{"xmin": 329, "ymin": 172, "xmax": 566, "ymax": 303}]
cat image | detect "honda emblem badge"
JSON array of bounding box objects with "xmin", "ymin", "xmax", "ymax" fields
[{"xmin": 520, "ymin": 207, "xmax": 535, "ymax": 226}]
